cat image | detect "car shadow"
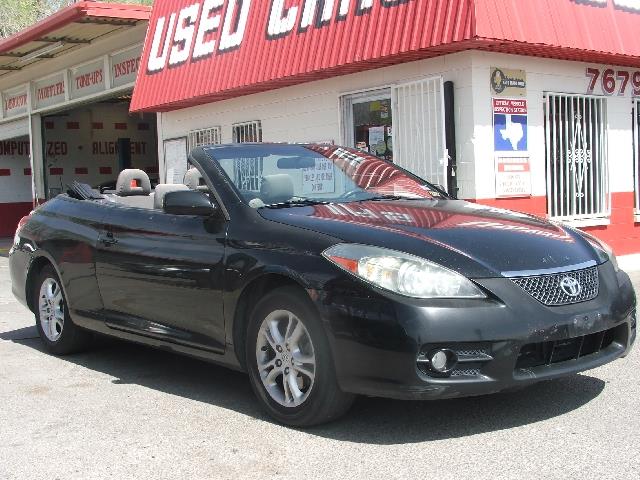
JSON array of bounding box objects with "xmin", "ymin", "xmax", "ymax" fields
[{"xmin": 1, "ymin": 325, "xmax": 606, "ymax": 445}]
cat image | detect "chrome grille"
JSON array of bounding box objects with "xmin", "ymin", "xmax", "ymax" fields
[
  {"xmin": 511, "ymin": 266, "xmax": 599, "ymax": 306},
  {"xmin": 450, "ymin": 368, "xmax": 481, "ymax": 377}
]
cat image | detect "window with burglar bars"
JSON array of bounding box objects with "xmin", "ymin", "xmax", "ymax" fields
[
  {"xmin": 635, "ymin": 100, "xmax": 640, "ymax": 212},
  {"xmin": 544, "ymin": 94, "xmax": 609, "ymax": 219},
  {"xmin": 232, "ymin": 120, "xmax": 263, "ymax": 191},
  {"xmin": 188, "ymin": 127, "xmax": 222, "ymax": 151},
  {"xmin": 232, "ymin": 120, "xmax": 262, "ymax": 143}
]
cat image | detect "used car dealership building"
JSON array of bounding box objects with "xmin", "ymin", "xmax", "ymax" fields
[{"xmin": 2, "ymin": 0, "xmax": 640, "ymax": 255}]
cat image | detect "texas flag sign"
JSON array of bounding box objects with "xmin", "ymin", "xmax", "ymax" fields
[{"xmin": 493, "ymin": 99, "xmax": 528, "ymax": 152}]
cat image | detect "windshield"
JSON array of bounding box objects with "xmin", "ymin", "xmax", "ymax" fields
[{"xmin": 205, "ymin": 144, "xmax": 444, "ymax": 207}]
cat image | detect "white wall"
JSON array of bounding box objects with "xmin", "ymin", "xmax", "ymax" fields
[
  {"xmin": 158, "ymin": 51, "xmax": 638, "ymax": 204},
  {"xmin": 158, "ymin": 51, "xmax": 477, "ymax": 194}
]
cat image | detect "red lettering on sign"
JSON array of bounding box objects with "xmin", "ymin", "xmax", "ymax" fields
[
  {"xmin": 0, "ymin": 169, "xmax": 10, "ymax": 176},
  {"xmin": 113, "ymin": 56, "xmax": 141, "ymax": 78},
  {"xmin": 49, "ymin": 167, "xmax": 64, "ymax": 175},
  {"xmin": 66, "ymin": 122, "xmax": 80, "ymax": 130},
  {"xmin": 5, "ymin": 94, "xmax": 27, "ymax": 111},
  {"xmin": 37, "ymin": 82, "xmax": 65, "ymax": 101},
  {"xmin": 74, "ymin": 68, "xmax": 104, "ymax": 90},
  {"xmin": 75, "ymin": 167, "xmax": 89, "ymax": 175},
  {"xmin": 24, "ymin": 168, "xmax": 31, "ymax": 176}
]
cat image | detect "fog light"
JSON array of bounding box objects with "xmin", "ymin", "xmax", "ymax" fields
[
  {"xmin": 431, "ymin": 350, "xmax": 448, "ymax": 371},
  {"xmin": 428, "ymin": 348, "xmax": 458, "ymax": 373}
]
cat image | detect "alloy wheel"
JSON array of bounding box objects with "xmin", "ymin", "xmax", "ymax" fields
[
  {"xmin": 255, "ymin": 309, "xmax": 316, "ymax": 408},
  {"xmin": 39, "ymin": 278, "xmax": 65, "ymax": 342}
]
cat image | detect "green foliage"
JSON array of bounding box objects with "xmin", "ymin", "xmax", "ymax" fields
[{"xmin": 0, "ymin": 0, "xmax": 154, "ymax": 39}]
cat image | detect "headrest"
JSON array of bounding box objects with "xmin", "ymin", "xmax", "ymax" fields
[
  {"xmin": 116, "ymin": 169, "xmax": 151, "ymax": 196},
  {"xmin": 260, "ymin": 174, "xmax": 294, "ymax": 204},
  {"xmin": 184, "ymin": 168, "xmax": 207, "ymax": 190},
  {"xmin": 153, "ymin": 184, "xmax": 189, "ymax": 209}
]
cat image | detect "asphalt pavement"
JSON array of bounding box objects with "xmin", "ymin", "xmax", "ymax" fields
[{"xmin": 1, "ymin": 247, "xmax": 639, "ymax": 479}]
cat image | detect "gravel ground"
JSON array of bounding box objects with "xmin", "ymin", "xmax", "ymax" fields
[{"xmin": 1, "ymin": 250, "xmax": 638, "ymax": 480}]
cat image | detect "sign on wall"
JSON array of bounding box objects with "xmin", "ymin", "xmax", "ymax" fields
[
  {"xmin": 493, "ymin": 99, "xmax": 528, "ymax": 152},
  {"xmin": 490, "ymin": 68, "xmax": 527, "ymax": 97},
  {"xmin": 2, "ymin": 87, "xmax": 28, "ymax": 118},
  {"xmin": 111, "ymin": 47, "xmax": 142, "ymax": 88},
  {"xmin": 70, "ymin": 60, "xmax": 105, "ymax": 100},
  {"xmin": 164, "ymin": 137, "xmax": 188, "ymax": 184},
  {"xmin": 495, "ymin": 157, "xmax": 531, "ymax": 198},
  {"xmin": 33, "ymin": 74, "xmax": 65, "ymax": 110}
]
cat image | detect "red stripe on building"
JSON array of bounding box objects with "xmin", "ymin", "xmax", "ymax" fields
[
  {"xmin": 66, "ymin": 122, "xmax": 80, "ymax": 130},
  {"xmin": 49, "ymin": 167, "xmax": 63, "ymax": 175},
  {"xmin": 24, "ymin": 168, "xmax": 31, "ymax": 176},
  {"xmin": 99, "ymin": 166, "xmax": 112, "ymax": 174},
  {"xmin": 75, "ymin": 167, "xmax": 88, "ymax": 174},
  {"xmin": 114, "ymin": 122, "xmax": 128, "ymax": 130},
  {"xmin": 92, "ymin": 122, "xmax": 104, "ymax": 130},
  {"xmin": 0, "ymin": 202, "xmax": 33, "ymax": 237},
  {"xmin": 0, "ymin": 169, "xmax": 10, "ymax": 176},
  {"xmin": 45, "ymin": 121, "xmax": 55, "ymax": 130}
]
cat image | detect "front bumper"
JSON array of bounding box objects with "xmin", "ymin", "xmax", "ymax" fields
[{"xmin": 318, "ymin": 261, "xmax": 636, "ymax": 400}]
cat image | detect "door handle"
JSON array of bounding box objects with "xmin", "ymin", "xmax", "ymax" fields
[{"xmin": 100, "ymin": 232, "xmax": 118, "ymax": 246}]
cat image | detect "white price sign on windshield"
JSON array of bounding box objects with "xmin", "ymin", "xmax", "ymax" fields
[{"xmin": 302, "ymin": 158, "xmax": 335, "ymax": 194}]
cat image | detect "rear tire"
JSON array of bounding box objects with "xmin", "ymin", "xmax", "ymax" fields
[
  {"xmin": 246, "ymin": 286, "xmax": 355, "ymax": 427},
  {"xmin": 34, "ymin": 265, "xmax": 91, "ymax": 355}
]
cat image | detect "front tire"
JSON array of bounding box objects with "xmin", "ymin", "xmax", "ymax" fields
[
  {"xmin": 246, "ymin": 286, "xmax": 355, "ymax": 426},
  {"xmin": 34, "ymin": 265, "xmax": 91, "ymax": 355}
]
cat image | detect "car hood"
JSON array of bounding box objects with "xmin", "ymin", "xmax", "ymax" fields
[{"xmin": 258, "ymin": 199, "xmax": 601, "ymax": 278}]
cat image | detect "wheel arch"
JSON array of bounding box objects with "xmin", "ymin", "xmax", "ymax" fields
[
  {"xmin": 25, "ymin": 252, "xmax": 61, "ymax": 313},
  {"xmin": 232, "ymin": 272, "xmax": 313, "ymax": 371}
]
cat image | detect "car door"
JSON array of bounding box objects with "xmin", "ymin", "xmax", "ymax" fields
[{"xmin": 94, "ymin": 203, "xmax": 227, "ymax": 352}]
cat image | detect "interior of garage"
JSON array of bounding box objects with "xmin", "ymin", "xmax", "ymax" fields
[
  {"xmin": 41, "ymin": 95, "xmax": 157, "ymax": 198},
  {"xmin": 0, "ymin": 134, "xmax": 33, "ymax": 236}
]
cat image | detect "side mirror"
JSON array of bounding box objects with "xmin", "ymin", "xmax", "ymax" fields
[{"xmin": 163, "ymin": 190, "xmax": 218, "ymax": 216}]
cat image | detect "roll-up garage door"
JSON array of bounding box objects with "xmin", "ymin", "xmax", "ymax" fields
[{"xmin": 0, "ymin": 117, "xmax": 29, "ymax": 142}]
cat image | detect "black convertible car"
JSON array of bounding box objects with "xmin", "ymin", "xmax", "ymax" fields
[{"xmin": 9, "ymin": 143, "xmax": 637, "ymax": 426}]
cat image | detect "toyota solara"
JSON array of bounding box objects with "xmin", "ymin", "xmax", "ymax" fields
[{"xmin": 9, "ymin": 143, "xmax": 637, "ymax": 426}]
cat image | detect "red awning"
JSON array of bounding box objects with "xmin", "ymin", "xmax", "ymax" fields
[
  {"xmin": 130, "ymin": 0, "xmax": 640, "ymax": 113},
  {"xmin": 0, "ymin": 1, "xmax": 150, "ymax": 77}
]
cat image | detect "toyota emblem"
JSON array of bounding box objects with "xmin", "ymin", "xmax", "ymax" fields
[{"xmin": 559, "ymin": 276, "xmax": 582, "ymax": 297}]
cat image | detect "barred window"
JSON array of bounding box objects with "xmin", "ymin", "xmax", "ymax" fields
[
  {"xmin": 544, "ymin": 94, "xmax": 608, "ymax": 219},
  {"xmin": 232, "ymin": 121, "xmax": 263, "ymax": 191},
  {"xmin": 188, "ymin": 127, "xmax": 222, "ymax": 151},
  {"xmin": 232, "ymin": 120, "xmax": 262, "ymax": 143}
]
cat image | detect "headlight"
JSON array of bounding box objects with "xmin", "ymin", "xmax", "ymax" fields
[{"xmin": 322, "ymin": 244, "xmax": 486, "ymax": 299}]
